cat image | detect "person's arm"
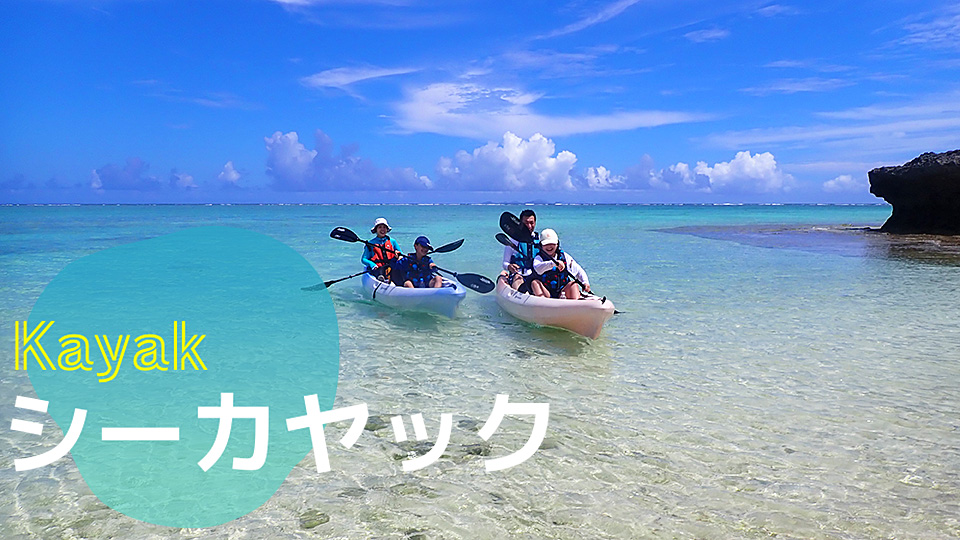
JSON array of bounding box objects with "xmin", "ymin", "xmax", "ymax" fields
[
  {"xmin": 361, "ymin": 243, "xmax": 376, "ymax": 269},
  {"xmin": 564, "ymin": 254, "xmax": 589, "ymax": 288},
  {"xmin": 502, "ymin": 245, "xmax": 518, "ymax": 271},
  {"xmin": 532, "ymin": 255, "xmax": 554, "ymax": 275}
]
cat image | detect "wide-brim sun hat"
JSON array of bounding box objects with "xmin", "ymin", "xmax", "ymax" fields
[
  {"xmin": 540, "ymin": 228, "xmax": 559, "ymax": 245},
  {"xmin": 371, "ymin": 217, "xmax": 391, "ymax": 233}
]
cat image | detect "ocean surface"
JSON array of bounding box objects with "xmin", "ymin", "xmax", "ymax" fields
[{"xmin": 1, "ymin": 204, "xmax": 958, "ymax": 539}]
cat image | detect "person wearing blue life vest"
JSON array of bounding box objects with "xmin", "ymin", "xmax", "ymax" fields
[
  {"xmin": 361, "ymin": 217, "xmax": 402, "ymax": 283},
  {"xmin": 395, "ymin": 236, "xmax": 443, "ymax": 288},
  {"xmin": 501, "ymin": 209, "xmax": 539, "ymax": 293},
  {"xmin": 530, "ymin": 228, "xmax": 591, "ymax": 300}
]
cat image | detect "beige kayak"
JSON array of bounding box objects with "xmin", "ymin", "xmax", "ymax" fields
[{"xmin": 495, "ymin": 276, "xmax": 615, "ymax": 339}]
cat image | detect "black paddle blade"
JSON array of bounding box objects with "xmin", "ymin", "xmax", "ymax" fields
[
  {"xmin": 457, "ymin": 272, "xmax": 495, "ymax": 294},
  {"xmin": 301, "ymin": 282, "xmax": 327, "ymax": 291},
  {"xmin": 431, "ymin": 238, "xmax": 464, "ymax": 253},
  {"xmin": 330, "ymin": 227, "xmax": 360, "ymax": 243},
  {"xmin": 495, "ymin": 232, "xmax": 516, "ymax": 249},
  {"xmin": 499, "ymin": 212, "xmax": 527, "ymax": 242}
]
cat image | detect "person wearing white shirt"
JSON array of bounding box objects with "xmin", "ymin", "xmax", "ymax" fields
[{"xmin": 530, "ymin": 228, "xmax": 591, "ymax": 300}]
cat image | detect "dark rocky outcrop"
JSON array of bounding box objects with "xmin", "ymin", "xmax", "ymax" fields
[{"xmin": 869, "ymin": 149, "xmax": 960, "ymax": 234}]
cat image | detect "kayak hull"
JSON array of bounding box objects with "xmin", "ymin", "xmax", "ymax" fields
[
  {"xmin": 361, "ymin": 272, "xmax": 466, "ymax": 318},
  {"xmin": 495, "ymin": 277, "xmax": 614, "ymax": 339}
]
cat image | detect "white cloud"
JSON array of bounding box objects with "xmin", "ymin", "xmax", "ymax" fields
[
  {"xmin": 90, "ymin": 158, "xmax": 160, "ymax": 191},
  {"xmin": 742, "ymin": 77, "xmax": 854, "ymax": 95},
  {"xmin": 756, "ymin": 4, "xmax": 799, "ymax": 17},
  {"xmin": 218, "ymin": 161, "xmax": 241, "ymax": 188},
  {"xmin": 822, "ymin": 174, "xmax": 865, "ymax": 193},
  {"xmin": 583, "ymin": 166, "xmax": 625, "ymax": 189},
  {"xmin": 693, "ymin": 151, "xmax": 794, "ymax": 193},
  {"xmin": 434, "ymin": 132, "xmax": 577, "ymax": 191},
  {"xmin": 650, "ymin": 151, "xmax": 793, "ymax": 193},
  {"xmin": 899, "ymin": 6, "xmax": 960, "ymax": 50},
  {"xmin": 300, "ymin": 66, "xmax": 418, "ymax": 92},
  {"xmin": 650, "ymin": 161, "xmax": 711, "ymax": 191},
  {"xmin": 170, "ymin": 171, "xmax": 198, "ymax": 190},
  {"xmin": 538, "ymin": 0, "xmax": 641, "ymax": 39},
  {"xmin": 265, "ymin": 130, "xmax": 430, "ymax": 191},
  {"xmin": 684, "ymin": 28, "xmax": 730, "ymax": 43},
  {"xmin": 395, "ymin": 82, "xmax": 711, "ymax": 138}
]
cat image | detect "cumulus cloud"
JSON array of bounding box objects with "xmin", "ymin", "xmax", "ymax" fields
[
  {"xmin": 91, "ymin": 158, "xmax": 160, "ymax": 191},
  {"xmin": 169, "ymin": 171, "xmax": 198, "ymax": 190},
  {"xmin": 218, "ymin": 161, "xmax": 242, "ymax": 189},
  {"xmin": 264, "ymin": 130, "xmax": 430, "ymax": 191},
  {"xmin": 696, "ymin": 151, "xmax": 794, "ymax": 193},
  {"xmin": 650, "ymin": 162, "xmax": 712, "ymax": 191},
  {"xmin": 822, "ymin": 174, "xmax": 865, "ymax": 193},
  {"xmin": 434, "ymin": 132, "xmax": 577, "ymax": 191},
  {"xmin": 583, "ymin": 166, "xmax": 626, "ymax": 189},
  {"xmin": 649, "ymin": 151, "xmax": 793, "ymax": 193}
]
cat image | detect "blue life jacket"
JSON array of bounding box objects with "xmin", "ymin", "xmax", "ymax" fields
[
  {"xmin": 510, "ymin": 237, "xmax": 539, "ymax": 273},
  {"xmin": 537, "ymin": 247, "xmax": 569, "ymax": 298},
  {"xmin": 400, "ymin": 254, "xmax": 436, "ymax": 288}
]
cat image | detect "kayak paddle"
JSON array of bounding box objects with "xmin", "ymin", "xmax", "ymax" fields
[
  {"xmin": 326, "ymin": 227, "xmax": 494, "ymax": 293},
  {"xmin": 301, "ymin": 267, "xmax": 376, "ymax": 291},
  {"xmin": 329, "ymin": 226, "xmax": 464, "ymax": 254}
]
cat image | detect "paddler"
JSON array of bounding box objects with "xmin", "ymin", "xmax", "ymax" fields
[
  {"xmin": 530, "ymin": 228, "xmax": 591, "ymax": 300},
  {"xmin": 361, "ymin": 217, "xmax": 401, "ymax": 283},
  {"xmin": 394, "ymin": 236, "xmax": 443, "ymax": 288},
  {"xmin": 501, "ymin": 208, "xmax": 539, "ymax": 292}
]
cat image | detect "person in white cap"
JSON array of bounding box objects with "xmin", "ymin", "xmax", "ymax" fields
[
  {"xmin": 361, "ymin": 217, "xmax": 402, "ymax": 282},
  {"xmin": 530, "ymin": 228, "xmax": 591, "ymax": 300}
]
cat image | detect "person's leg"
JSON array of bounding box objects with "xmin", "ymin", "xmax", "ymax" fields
[
  {"xmin": 562, "ymin": 282, "xmax": 581, "ymax": 300},
  {"xmin": 403, "ymin": 280, "xmax": 415, "ymax": 288},
  {"xmin": 530, "ymin": 280, "xmax": 549, "ymax": 297},
  {"xmin": 430, "ymin": 275, "xmax": 443, "ymax": 288}
]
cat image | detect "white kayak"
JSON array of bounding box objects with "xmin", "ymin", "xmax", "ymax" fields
[
  {"xmin": 495, "ymin": 276, "xmax": 615, "ymax": 339},
  {"xmin": 361, "ymin": 272, "xmax": 466, "ymax": 318}
]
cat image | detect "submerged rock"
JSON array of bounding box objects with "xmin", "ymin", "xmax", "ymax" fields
[{"xmin": 869, "ymin": 149, "xmax": 960, "ymax": 234}]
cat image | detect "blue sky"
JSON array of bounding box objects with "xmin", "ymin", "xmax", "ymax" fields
[{"xmin": 2, "ymin": 0, "xmax": 958, "ymax": 203}]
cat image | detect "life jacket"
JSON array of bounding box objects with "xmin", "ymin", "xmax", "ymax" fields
[
  {"xmin": 401, "ymin": 254, "xmax": 435, "ymax": 288},
  {"xmin": 537, "ymin": 247, "xmax": 569, "ymax": 298},
  {"xmin": 370, "ymin": 237, "xmax": 398, "ymax": 282},
  {"xmin": 370, "ymin": 237, "xmax": 398, "ymax": 267},
  {"xmin": 510, "ymin": 236, "xmax": 539, "ymax": 273}
]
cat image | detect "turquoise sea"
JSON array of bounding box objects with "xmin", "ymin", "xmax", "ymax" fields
[{"xmin": 2, "ymin": 204, "xmax": 959, "ymax": 538}]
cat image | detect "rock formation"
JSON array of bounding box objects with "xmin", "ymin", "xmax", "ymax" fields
[{"xmin": 869, "ymin": 149, "xmax": 960, "ymax": 234}]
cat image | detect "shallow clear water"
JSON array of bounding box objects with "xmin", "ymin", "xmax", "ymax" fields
[{"xmin": 2, "ymin": 204, "xmax": 959, "ymax": 539}]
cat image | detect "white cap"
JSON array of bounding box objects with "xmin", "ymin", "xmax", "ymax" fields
[
  {"xmin": 540, "ymin": 228, "xmax": 559, "ymax": 245},
  {"xmin": 371, "ymin": 217, "xmax": 391, "ymax": 233}
]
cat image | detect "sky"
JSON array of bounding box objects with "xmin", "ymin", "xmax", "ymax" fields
[{"xmin": 1, "ymin": 0, "xmax": 958, "ymax": 204}]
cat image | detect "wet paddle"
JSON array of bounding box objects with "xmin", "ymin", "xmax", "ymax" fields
[
  {"xmin": 326, "ymin": 227, "xmax": 494, "ymax": 293},
  {"xmin": 496, "ymin": 229, "xmax": 619, "ymax": 312},
  {"xmin": 301, "ymin": 267, "xmax": 376, "ymax": 291}
]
